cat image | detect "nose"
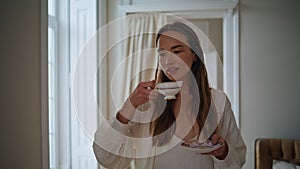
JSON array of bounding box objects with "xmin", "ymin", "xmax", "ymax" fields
[{"xmin": 165, "ymin": 53, "xmax": 175, "ymax": 65}]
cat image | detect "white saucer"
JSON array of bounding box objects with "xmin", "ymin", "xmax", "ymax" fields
[{"xmin": 181, "ymin": 141, "xmax": 222, "ymax": 153}]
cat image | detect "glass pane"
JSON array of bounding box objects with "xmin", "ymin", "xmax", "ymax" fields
[
  {"xmin": 48, "ymin": 28, "xmax": 55, "ymax": 98},
  {"xmin": 48, "ymin": 63, "xmax": 55, "ymax": 98},
  {"xmin": 48, "ymin": 28, "xmax": 55, "ymax": 63},
  {"xmin": 49, "ymin": 134, "xmax": 56, "ymax": 169},
  {"xmin": 48, "ymin": 98, "xmax": 55, "ymax": 133},
  {"xmin": 48, "ymin": 0, "xmax": 56, "ymax": 167},
  {"xmin": 48, "ymin": 0, "xmax": 56, "ymax": 16}
]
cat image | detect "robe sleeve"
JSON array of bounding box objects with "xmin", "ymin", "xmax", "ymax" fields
[
  {"xmin": 213, "ymin": 95, "xmax": 247, "ymax": 169},
  {"xmin": 93, "ymin": 117, "xmax": 135, "ymax": 169}
]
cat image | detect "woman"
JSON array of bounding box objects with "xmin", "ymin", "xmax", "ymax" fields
[{"xmin": 93, "ymin": 22, "xmax": 246, "ymax": 169}]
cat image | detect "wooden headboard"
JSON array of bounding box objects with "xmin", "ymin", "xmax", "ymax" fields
[{"xmin": 255, "ymin": 138, "xmax": 300, "ymax": 169}]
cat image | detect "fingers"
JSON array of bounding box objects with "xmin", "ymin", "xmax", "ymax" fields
[
  {"xmin": 210, "ymin": 141, "xmax": 224, "ymax": 156},
  {"xmin": 211, "ymin": 133, "xmax": 220, "ymax": 145},
  {"xmin": 136, "ymin": 81, "xmax": 156, "ymax": 96},
  {"xmin": 200, "ymin": 134, "xmax": 228, "ymax": 160},
  {"xmin": 137, "ymin": 81, "xmax": 156, "ymax": 90},
  {"xmin": 129, "ymin": 80, "xmax": 158, "ymax": 107}
]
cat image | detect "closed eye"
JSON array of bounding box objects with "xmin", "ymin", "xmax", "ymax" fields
[{"xmin": 173, "ymin": 50, "xmax": 182, "ymax": 54}]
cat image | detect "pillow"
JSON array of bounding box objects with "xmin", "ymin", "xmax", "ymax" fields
[{"xmin": 273, "ymin": 160, "xmax": 300, "ymax": 169}]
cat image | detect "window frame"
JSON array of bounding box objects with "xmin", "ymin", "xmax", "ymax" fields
[
  {"xmin": 43, "ymin": 0, "xmax": 72, "ymax": 168},
  {"xmin": 42, "ymin": 0, "xmax": 103, "ymax": 168},
  {"xmin": 47, "ymin": 0, "xmax": 60, "ymax": 168}
]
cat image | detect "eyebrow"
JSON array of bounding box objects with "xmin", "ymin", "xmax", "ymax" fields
[
  {"xmin": 171, "ymin": 45, "xmax": 184, "ymax": 50},
  {"xmin": 157, "ymin": 45, "xmax": 184, "ymax": 52}
]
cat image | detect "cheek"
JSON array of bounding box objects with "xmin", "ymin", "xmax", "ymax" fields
[
  {"xmin": 179, "ymin": 55, "xmax": 195, "ymax": 68},
  {"xmin": 158, "ymin": 58, "xmax": 166, "ymax": 69}
]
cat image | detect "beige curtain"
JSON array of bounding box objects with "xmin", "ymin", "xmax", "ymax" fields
[
  {"xmin": 107, "ymin": 13, "xmax": 167, "ymax": 113},
  {"xmin": 104, "ymin": 13, "xmax": 167, "ymax": 169},
  {"xmin": 97, "ymin": 13, "xmax": 166, "ymax": 169},
  {"xmin": 120, "ymin": 13, "xmax": 167, "ymax": 101},
  {"xmin": 100, "ymin": 13, "xmax": 166, "ymax": 124}
]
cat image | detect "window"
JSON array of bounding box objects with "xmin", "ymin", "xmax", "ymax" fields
[{"xmin": 48, "ymin": 0, "xmax": 98, "ymax": 168}]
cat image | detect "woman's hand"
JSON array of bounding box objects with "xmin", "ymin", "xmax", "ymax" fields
[
  {"xmin": 117, "ymin": 80, "xmax": 157, "ymax": 124},
  {"xmin": 202, "ymin": 133, "xmax": 229, "ymax": 160},
  {"xmin": 129, "ymin": 80, "xmax": 157, "ymax": 108}
]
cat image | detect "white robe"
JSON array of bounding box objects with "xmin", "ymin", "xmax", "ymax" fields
[{"xmin": 93, "ymin": 89, "xmax": 246, "ymax": 169}]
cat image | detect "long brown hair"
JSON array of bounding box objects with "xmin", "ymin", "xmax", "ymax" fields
[{"xmin": 151, "ymin": 22, "xmax": 212, "ymax": 146}]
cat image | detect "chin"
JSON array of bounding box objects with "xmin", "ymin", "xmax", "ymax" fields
[{"xmin": 166, "ymin": 74, "xmax": 184, "ymax": 81}]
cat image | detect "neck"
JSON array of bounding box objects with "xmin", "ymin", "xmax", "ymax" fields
[
  {"xmin": 178, "ymin": 80, "xmax": 191, "ymax": 98},
  {"xmin": 173, "ymin": 83, "xmax": 193, "ymax": 118}
]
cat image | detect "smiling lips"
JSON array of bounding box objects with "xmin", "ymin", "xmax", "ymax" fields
[{"xmin": 166, "ymin": 67, "xmax": 179, "ymax": 74}]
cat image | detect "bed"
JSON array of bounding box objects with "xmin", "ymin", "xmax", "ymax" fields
[{"xmin": 255, "ymin": 138, "xmax": 300, "ymax": 169}]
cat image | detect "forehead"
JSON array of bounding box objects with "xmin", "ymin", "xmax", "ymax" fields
[{"xmin": 157, "ymin": 31, "xmax": 189, "ymax": 48}]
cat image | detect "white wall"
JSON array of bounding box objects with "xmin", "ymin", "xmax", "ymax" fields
[
  {"xmin": 0, "ymin": 0, "xmax": 44, "ymax": 169},
  {"xmin": 240, "ymin": 0, "xmax": 300, "ymax": 168}
]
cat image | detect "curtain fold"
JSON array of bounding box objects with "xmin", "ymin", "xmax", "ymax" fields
[
  {"xmin": 101, "ymin": 13, "xmax": 166, "ymax": 124},
  {"xmin": 122, "ymin": 13, "xmax": 167, "ymax": 99},
  {"xmin": 118, "ymin": 13, "xmax": 167, "ymax": 107},
  {"xmin": 107, "ymin": 13, "xmax": 167, "ymax": 169}
]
